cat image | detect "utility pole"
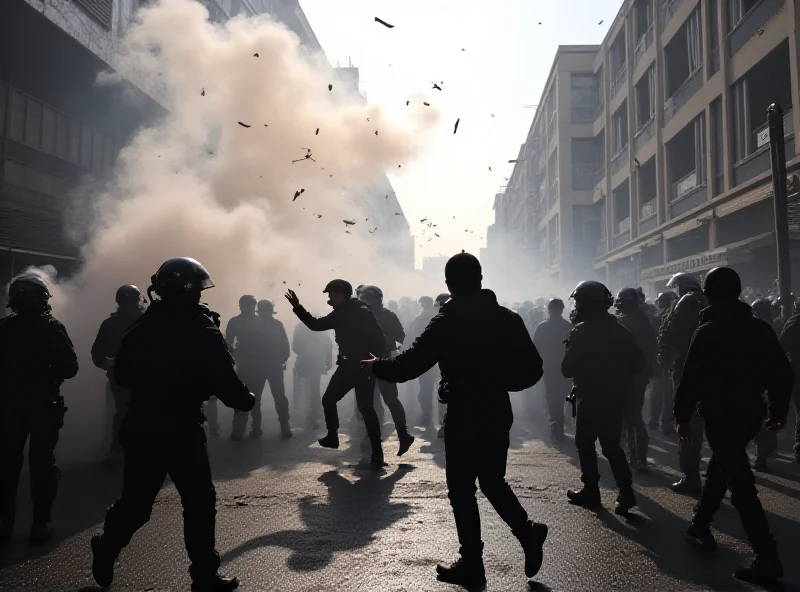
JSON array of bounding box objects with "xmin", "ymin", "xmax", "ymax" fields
[{"xmin": 767, "ymin": 103, "xmax": 792, "ymax": 324}]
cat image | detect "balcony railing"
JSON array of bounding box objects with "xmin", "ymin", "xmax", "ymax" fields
[
  {"xmin": 753, "ymin": 107, "xmax": 793, "ymax": 150},
  {"xmin": 662, "ymin": 0, "xmax": 684, "ymax": 30},
  {"xmin": 573, "ymin": 163, "xmax": 599, "ymax": 190},
  {"xmin": 593, "ymin": 102, "xmax": 605, "ymax": 122},
  {"xmin": 616, "ymin": 216, "xmax": 631, "ymax": 234},
  {"xmin": 595, "ymin": 164, "xmax": 606, "ymax": 184},
  {"xmin": 572, "ymin": 105, "xmax": 601, "ymax": 123},
  {"xmin": 634, "ymin": 116, "xmax": 656, "ymax": 153},
  {"xmin": 611, "ymin": 145, "xmax": 629, "ymax": 175},
  {"xmin": 728, "ymin": 0, "xmax": 785, "ymax": 57},
  {"xmin": 663, "ymin": 66, "xmax": 703, "ymax": 125},
  {"xmin": 733, "ymin": 108, "xmax": 795, "ymax": 185},
  {"xmin": 549, "ymin": 180, "xmax": 559, "ymax": 207},
  {"xmin": 611, "ymin": 65, "xmax": 628, "ymax": 100},
  {"xmin": 634, "ymin": 24, "xmax": 654, "ymax": 69},
  {"xmin": 547, "ymin": 112, "xmax": 557, "ymax": 139},
  {"xmin": 670, "ymin": 169, "xmax": 699, "ymax": 201},
  {"xmin": 640, "ymin": 198, "xmax": 656, "ymax": 219}
]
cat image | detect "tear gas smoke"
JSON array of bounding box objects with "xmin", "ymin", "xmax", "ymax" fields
[{"xmin": 38, "ymin": 0, "xmax": 443, "ymax": 463}]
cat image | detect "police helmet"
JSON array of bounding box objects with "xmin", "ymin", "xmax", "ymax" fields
[
  {"xmin": 751, "ymin": 298, "xmax": 773, "ymax": 319},
  {"xmin": 257, "ymin": 299, "xmax": 276, "ymax": 315},
  {"xmin": 359, "ymin": 285, "xmax": 383, "ymax": 300},
  {"xmin": 418, "ymin": 295, "xmax": 433, "ymax": 308},
  {"xmin": 656, "ymin": 291, "xmax": 678, "ymax": 308},
  {"xmin": 666, "ymin": 272, "xmax": 701, "ymax": 292},
  {"xmin": 636, "ymin": 287, "xmax": 647, "ymax": 302},
  {"xmin": 702, "ymin": 267, "xmax": 742, "ymax": 301},
  {"xmin": 570, "ymin": 281, "xmax": 614, "ymax": 309},
  {"xmin": 435, "ymin": 293, "xmax": 450, "ymax": 307},
  {"xmin": 534, "ymin": 298, "xmax": 546, "ymax": 308},
  {"xmin": 387, "ymin": 299, "xmax": 398, "ymax": 311},
  {"xmin": 151, "ymin": 257, "xmax": 214, "ymax": 298},
  {"xmin": 8, "ymin": 274, "xmax": 52, "ymax": 305},
  {"xmin": 239, "ymin": 294, "xmax": 257, "ymax": 307},
  {"xmin": 116, "ymin": 284, "xmax": 144, "ymax": 307},
  {"xmin": 547, "ymin": 298, "xmax": 565, "ymax": 311},
  {"xmin": 615, "ymin": 287, "xmax": 641, "ymax": 310},
  {"xmin": 323, "ymin": 279, "xmax": 353, "ymax": 298}
]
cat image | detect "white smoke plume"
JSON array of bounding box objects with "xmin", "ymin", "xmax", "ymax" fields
[{"xmin": 41, "ymin": 0, "xmax": 442, "ymax": 463}]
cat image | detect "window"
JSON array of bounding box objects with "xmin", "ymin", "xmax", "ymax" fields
[
  {"xmin": 686, "ymin": 9, "xmax": 702, "ymax": 74},
  {"xmin": 69, "ymin": 121, "xmax": 81, "ymax": 164},
  {"xmin": 10, "ymin": 90, "xmax": 26, "ymax": 142},
  {"xmin": 41, "ymin": 106, "xmax": 56, "ymax": 154},
  {"xmin": 612, "ymin": 103, "xmax": 629, "ymax": 153},
  {"xmin": 728, "ymin": 0, "xmax": 759, "ymax": 31},
  {"xmin": 56, "ymin": 114, "xmax": 69, "ymax": 160},
  {"xmin": 81, "ymin": 125, "xmax": 93, "ymax": 169},
  {"xmin": 24, "ymin": 99, "xmax": 42, "ymax": 149},
  {"xmin": 710, "ymin": 97, "xmax": 724, "ymax": 195}
]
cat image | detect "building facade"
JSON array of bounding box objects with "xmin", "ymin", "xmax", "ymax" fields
[{"xmin": 490, "ymin": 0, "xmax": 800, "ymax": 297}]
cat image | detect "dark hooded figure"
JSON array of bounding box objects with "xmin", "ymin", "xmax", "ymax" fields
[
  {"xmin": 361, "ymin": 253, "xmax": 547, "ymax": 589},
  {"xmin": 675, "ymin": 267, "xmax": 792, "ymax": 586},
  {"xmin": 532, "ymin": 298, "xmax": 572, "ymax": 441}
]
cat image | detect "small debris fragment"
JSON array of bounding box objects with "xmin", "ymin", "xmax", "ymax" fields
[
  {"xmin": 201, "ymin": 88, "xmax": 205, "ymax": 96},
  {"xmin": 453, "ymin": 118, "xmax": 460, "ymax": 134},
  {"xmin": 375, "ymin": 130, "xmax": 379, "ymax": 136},
  {"xmin": 238, "ymin": 121, "xmax": 251, "ymax": 128},
  {"xmin": 423, "ymin": 102, "xmax": 430, "ymax": 107},
  {"xmin": 328, "ymin": 84, "xmax": 333, "ymax": 91},
  {"xmin": 343, "ymin": 219, "xmax": 356, "ymax": 226},
  {"xmin": 346, "ymin": 230, "xmax": 351, "ymax": 234},
  {"xmin": 406, "ymin": 100, "xmax": 410, "ymax": 106},
  {"xmin": 433, "ymin": 83, "xmax": 442, "ymax": 91},
  {"xmin": 489, "ymin": 166, "xmax": 492, "ymax": 171},
  {"xmin": 253, "ymin": 53, "xmax": 259, "ymax": 58},
  {"xmin": 316, "ymin": 128, "xmax": 320, "ymax": 135},
  {"xmin": 293, "ymin": 189, "xmax": 305, "ymax": 201},
  {"xmin": 598, "ymin": 20, "xmax": 604, "ymax": 25},
  {"xmin": 375, "ymin": 16, "xmax": 394, "ymax": 28}
]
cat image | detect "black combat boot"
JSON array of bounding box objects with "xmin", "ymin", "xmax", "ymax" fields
[
  {"xmin": 514, "ymin": 521, "xmax": 548, "ymax": 578},
  {"xmin": 317, "ymin": 432, "xmax": 339, "ymax": 449},
  {"xmin": 397, "ymin": 430, "xmax": 415, "ymax": 456},
  {"xmin": 671, "ymin": 476, "xmax": 702, "ymax": 495},
  {"xmin": 370, "ymin": 447, "xmax": 387, "ymax": 468},
  {"xmin": 614, "ymin": 488, "xmax": 636, "ymax": 516},
  {"xmin": 436, "ymin": 546, "xmax": 487, "ymax": 588},
  {"xmin": 91, "ymin": 534, "xmax": 116, "ymax": 588},
  {"xmin": 567, "ymin": 486, "xmax": 601, "ymax": 507},
  {"xmin": 279, "ymin": 422, "xmax": 293, "ymax": 439},
  {"xmin": 685, "ymin": 522, "xmax": 717, "ymax": 551},
  {"xmin": 734, "ymin": 553, "xmax": 783, "ymax": 585},
  {"xmin": 249, "ymin": 428, "xmax": 263, "ymax": 439},
  {"xmin": 190, "ymin": 574, "xmax": 240, "ymax": 592}
]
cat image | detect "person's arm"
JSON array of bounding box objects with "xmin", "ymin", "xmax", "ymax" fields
[
  {"xmin": 512, "ymin": 313, "xmax": 544, "ymax": 385},
  {"xmin": 325, "ymin": 335, "xmax": 333, "ymax": 369},
  {"xmin": 560, "ymin": 327, "xmax": 582, "ymax": 379},
  {"xmin": 278, "ymin": 322, "xmax": 291, "ymax": 364},
  {"xmin": 673, "ymin": 327, "xmax": 708, "ymax": 424},
  {"xmin": 48, "ymin": 320, "xmax": 79, "ymax": 381},
  {"xmin": 391, "ymin": 312, "xmax": 406, "ymax": 347},
  {"xmin": 224, "ymin": 317, "xmax": 237, "ymax": 354},
  {"xmin": 90, "ymin": 320, "xmax": 112, "ymax": 369},
  {"xmin": 373, "ymin": 315, "xmax": 443, "ymax": 382},
  {"xmin": 294, "ymin": 306, "xmax": 336, "ymax": 332},
  {"xmin": 763, "ymin": 326, "xmax": 794, "ymax": 421}
]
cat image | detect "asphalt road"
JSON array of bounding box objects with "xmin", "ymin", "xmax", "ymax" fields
[{"xmin": 1, "ymin": 409, "xmax": 800, "ymax": 592}]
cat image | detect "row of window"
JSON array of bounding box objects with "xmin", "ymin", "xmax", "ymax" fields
[{"xmin": 0, "ymin": 86, "xmax": 118, "ymax": 176}]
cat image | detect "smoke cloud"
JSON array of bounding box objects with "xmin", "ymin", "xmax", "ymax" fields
[{"xmin": 43, "ymin": 0, "xmax": 441, "ymax": 462}]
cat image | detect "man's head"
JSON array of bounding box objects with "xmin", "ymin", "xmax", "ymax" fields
[
  {"xmin": 547, "ymin": 298, "xmax": 565, "ymax": 318},
  {"xmin": 7, "ymin": 273, "xmax": 52, "ymax": 316},
  {"xmin": 702, "ymin": 267, "xmax": 742, "ymax": 303},
  {"xmin": 257, "ymin": 299, "xmax": 275, "ymax": 316},
  {"xmin": 239, "ymin": 294, "xmax": 257, "ymax": 315},
  {"xmin": 323, "ymin": 279, "xmax": 353, "ymax": 307},
  {"xmin": 434, "ymin": 293, "xmax": 450, "ymax": 308},
  {"xmin": 444, "ymin": 252, "xmax": 482, "ymax": 294},
  {"xmin": 149, "ymin": 257, "xmax": 214, "ymax": 305},
  {"xmin": 358, "ymin": 285, "xmax": 383, "ymax": 309},
  {"xmin": 570, "ymin": 280, "xmax": 613, "ymax": 316},
  {"xmin": 751, "ymin": 298, "xmax": 772, "ymax": 321},
  {"xmin": 116, "ymin": 285, "xmax": 145, "ymax": 311},
  {"xmin": 418, "ymin": 296, "xmax": 434, "ymax": 310},
  {"xmin": 666, "ymin": 272, "xmax": 701, "ymax": 297},
  {"xmin": 656, "ymin": 291, "xmax": 677, "ymax": 311},
  {"xmin": 615, "ymin": 287, "xmax": 641, "ymax": 314},
  {"xmin": 528, "ymin": 307, "xmax": 544, "ymax": 325},
  {"xmin": 387, "ymin": 300, "xmax": 398, "ymax": 313}
]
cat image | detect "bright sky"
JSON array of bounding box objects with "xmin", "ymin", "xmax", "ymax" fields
[{"xmin": 300, "ymin": 0, "xmax": 621, "ymax": 268}]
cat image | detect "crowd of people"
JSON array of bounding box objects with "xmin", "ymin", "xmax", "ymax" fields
[{"xmin": 0, "ymin": 253, "xmax": 798, "ymax": 590}]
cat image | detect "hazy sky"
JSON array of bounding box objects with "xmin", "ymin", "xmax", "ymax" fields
[{"xmin": 300, "ymin": 0, "xmax": 620, "ymax": 266}]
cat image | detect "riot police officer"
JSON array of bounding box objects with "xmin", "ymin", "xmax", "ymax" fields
[
  {"xmin": 562, "ymin": 281, "xmax": 643, "ymax": 515},
  {"xmin": 91, "ymin": 285, "xmax": 146, "ymax": 467},
  {"xmin": 751, "ymin": 298, "xmax": 781, "ymax": 471},
  {"xmin": 408, "ymin": 296, "xmax": 439, "ymax": 425},
  {"xmin": 676, "ymin": 267, "xmax": 791, "ymax": 585},
  {"xmin": 0, "ymin": 274, "xmax": 78, "ymax": 544},
  {"xmin": 532, "ymin": 298, "xmax": 572, "ymax": 441},
  {"xmin": 615, "ymin": 288, "xmax": 657, "ymax": 471},
  {"xmin": 90, "ymin": 258, "xmax": 255, "ymax": 592},
  {"xmin": 659, "ymin": 272, "xmax": 706, "ymax": 494},
  {"xmin": 649, "ymin": 291, "xmax": 678, "ymax": 433}
]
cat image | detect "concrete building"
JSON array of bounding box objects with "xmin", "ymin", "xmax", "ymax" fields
[{"xmin": 489, "ymin": 0, "xmax": 800, "ymax": 297}]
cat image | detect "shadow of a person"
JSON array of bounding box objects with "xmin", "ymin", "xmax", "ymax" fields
[{"xmin": 221, "ymin": 465, "xmax": 414, "ymax": 572}]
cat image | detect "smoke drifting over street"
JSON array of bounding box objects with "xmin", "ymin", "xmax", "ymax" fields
[{"xmin": 47, "ymin": 0, "xmax": 439, "ymax": 462}]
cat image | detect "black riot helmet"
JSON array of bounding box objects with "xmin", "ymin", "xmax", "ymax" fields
[
  {"xmin": 666, "ymin": 272, "xmax": 701, "ymax": 296},
  {"xmin": 702, "ymin": 266, "xmax": 742, "ymax": 301},
  {"xmin": 435, "ymin": 293, "xmax": 450, "ymax": 307},
  {"xmin": 149, "ymin": 257, "xmax": 215, "ymax": 302},
  {"xmin": 116, "ymin": 284, "xmax": 144, "ymax": 308},
  {"xmin": 615, "ymin": 287, "xmax": 641, "ymax": 313},
  {"xmin": 570, "ymin": 281, "xmax": 614, "ymax": 310},
  {"xmin": 359, "ymin": 285, "xmax": 383, "ymax": 307},
  {"xmin": 418, "ymin": 295, "xmax": 434, "ymax": 309},
  {"xmin": 257, "ymin": 299, "xmax": 276, "ymax": 315},
  {"xmin": 323, "ymin": 279, "xmax": 353, "ymax": 298},
  {"xmin": 656, "ymin": 291, "xmax": 678, "ymax": 309},
  {"xmin": 751, "ymin": 298, "xmax": 773, "ymax": 320},
  {"xmin": 7, "ymin": 273, "xmax": 52, "ymax": 315},
  {"xmin": 636, "ymin": 287, "xmax": 647, "ymax": 303}
]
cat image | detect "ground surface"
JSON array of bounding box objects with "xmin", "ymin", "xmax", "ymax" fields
[{"xmin": 2, "ymin": 408, "xmax": 800, "ymax": 592}]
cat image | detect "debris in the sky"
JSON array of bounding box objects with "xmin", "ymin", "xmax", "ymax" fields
[
  {"xmin": 328, "ymin": 84, "xmax": 333, "ymax": 91},
  {"xmin": 375, "ymin": 16, "xmax": 394, "ymax": 28},
  {"xmin": 292, "ymin": 189, "xmax": 305, "ymax": 201},
  {"xmin": 366, "ymin": 218, "xmax": 369, "ymax": 221},
  {"xmin": 292, "ymin": 148, "xmax": 316, "ymax": 163},
  {"xmin": 375, "ymin": 131, "xmax": 379, "ymax": 136},
  {"xmin": 453, "ymin": 216, "xmax": 456, "ymax": 218},
  {"xmin": 264, "ymin": 124, "xmax": 268, "ymax": 127},
  {"xmin": 398, "ymin": 165, "xmax": 402, "ymax": 168},
  {"xmin": 253, "ymin": 53, "xmax": 259, "ymax": 58},
  {"xmin": 201, "ymin": 88, "xmax": 205, "ymax": 96},
  {"xmin": 329, "ymin": 174, "xmax": 333, "ymax": 178},
  {"xmin": 423, "ymin": 102, "xmax": 431, "ymax": 107},
  {"xmin": 369, "ymin": 227, "xmax": 378, "ymax": 234},
  {"xmin": 435, "ymin": 233, "xmax": 440, "ymax": 237},
  {"xmin": 491, "ymin": 114, "xmax": 495, "ymax": 117},
  {"xmin": 406, "ymin": 100, "xmax": 410, "ymax": 106},
  {"xmin": 316, "ymin": 128, "xmax": 320, "ymax": 135},
  {"xmin": 367, "ymin": 118, "xmax": 370, "ymax": 122},
  {"xmin": 282, "ymin": 281, "xmax": 287, "ymax": 284},
  {"xmin": 343, "ymin": 219, "xmax": 356, "ymax": 226},
  {"xmin": 509, "ymin": 159, "xmax": 522, "ymax": 163},
  {"xmin": 598, "ymin": 20, "xmax": 604, "ymax": 25},
  {"xmin": 489, "ymin": 166, "xmax": 492, "ymax": 171},
  {"xmin": 315, "ymin": 214, "xmax": 322, "ymax": 218},
  {"xmin": 346, "ymin": 230, "xmax": 351, "ymax": 234},
  {"xmin": 462, "ymin": 48, "xmax": 465, "ymax": 51},
  {"xmin": 420, "ymin": 218, "xmax": 427, "ymax": 223},
  {"xmin": 238, "ymin": 121, "xmax": 251, "ymax": 128},
  {"xmin": 538, "ymin": 21, "xmax": 542, "ymax": 25},
  {"xmin": 453, "ymin": 119, "xmax": 460, "ymax": 134},
  {"xmin": 394, "ymin": 213, "xmax": 402, "ymax": 215},
  {"xmin": 433, "ymin": 83, "xmax": 443, "ymax": 91}
]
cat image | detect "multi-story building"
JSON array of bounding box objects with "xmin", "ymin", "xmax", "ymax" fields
[{"xmin": 490, "ymin": 0, "xmax": 800, "ymax": 297}]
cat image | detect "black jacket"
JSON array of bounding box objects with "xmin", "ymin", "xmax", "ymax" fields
[
  {"xmin": 372, "ymin": 306, "xmax": 406, "ymax": 353},
  {"xmin": 91, "ymin": 307, "xmax": 143, "ymax": 381},
  {"xmin": 373, "ymin": 289, "xmax": 542, "ymax": 435},
  {"xmin": 658, "ymin": 291, "xmax": 706, "ymax": 377},
  {"xmin": 561, "ymin": 312, "xmax": 644, "ymax": 407},
  {"xmin": 780, "ymin": 314, "xmax": 800, "ymax": 390},
  {"xmin": 294, "ymin": 298, "xmax": 386, "ymax": 362},
  {"xmin": 617, "ymin": 309, "xmax": 658, "ymax": 384},
  {"xmin": 292, "ymin": 322, "xmax": 333, "ymax": 376},
  {"xmin": 406, "ymin": 307, "xmax": 437, "ymax": 347},
  {"xmin": 115, "ymin": 300, "xmax": 254, "ymax": 429},
  {"xmin": 532, "ymin": 315, "xmax": 572, "ymax": 379},
  {"xmin": 674, "ymin": 300, "xmax": 793, "ymax": 424},
  {"xmin": 225, "ymin": 313, "xmax": 290, "ymax": 370},
  {"xmin": 0, "ymin": 312, "xmax": 78, "ymax": 405}
]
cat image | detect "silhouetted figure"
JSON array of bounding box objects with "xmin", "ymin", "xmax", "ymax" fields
[
  {"xmin": 407, "ymin": 296, "xmax": 439, "ymax": 426},
  {"xmin": 649, "ymin": 291, "xmax": 677, "ymax": 433},
  {"xmin": 292, "ymin": 320, "xmax": 333, "ymax": 429},
  {"xmin": 779, "ymin": 312, "xmax": 800, "ymax": 464},
  {"xmin": 532, "ymin": 298, "xmax": 572, "ymax": 441}
]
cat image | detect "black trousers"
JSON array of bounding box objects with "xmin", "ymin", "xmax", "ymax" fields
[
  {"xmin": 623, "ymin": 384, "xmax": 649, "ymax": 465},
  {"xmin": 106, "ymin": 380, "xmax": 132, "ymax": 452},
  {"xmin": 100, "ymin": 424, "xmax": 220, "ymax": 584},
  {"xmin": 374, "ymin": 379, "xmax": 407, "ymax": 432},
  {"xmin": 233, "ymin": 366, "xmax": 290, "ymax": 433},
  {"xmin": 0, "ymin": 399, "xmax": 65, "ymax": 528},
  {"xmin": 322, "ymin": 365, "xmax": 381, "ymax": 449},
  {"xmin": 444, "ymin": 433, "xmax": 529, "ymax": 558},
  {"xmin": 294, "ymin": 370, "xmax": 323, "ymax": 424},
  {"xmin": 574, "ymin": 399, "xmax": 632, "ymax": 490},
  {"xmin": 543, "ymin": 374, "xmax": 570, "ymax": 434},
  {"xmin": 693, "ymin": 416, "xmax": 776, "ymax": 555},
  {"xmin": 649, "ymin": 373, "xmax": 673, "ymax": 428},
  {"xmin": 418, "ymin": 368, "xmax": 437, "ymax": 418}
]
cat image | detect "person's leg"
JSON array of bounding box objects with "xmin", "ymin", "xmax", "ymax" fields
[
  {"xmin": 354, "ymin": 374, "xmax": 383, "ymax": 456},
  {"xmin": 28, "ymin": 400, "xmax": 66, "ymax": 539},
  {"xmin": 0, "ymin": 412, "xmax": 28, "ymax": 539}
]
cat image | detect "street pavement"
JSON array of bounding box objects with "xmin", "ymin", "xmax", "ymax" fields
[{"xmin": 2, "ymin": 410, "xmax": 800, "ymax": 592}]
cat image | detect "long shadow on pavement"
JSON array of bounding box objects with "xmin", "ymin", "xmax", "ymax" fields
[{"xmin": 220, "ymin": 464, "xmax": 414, "ymax": 572}]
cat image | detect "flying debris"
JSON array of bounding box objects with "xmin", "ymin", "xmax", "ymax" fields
[
  {"xmin": 237, "ymin": 121, "xmax": 251, "ymax": 128},
  {"xmin": 328, "ymin": 84, "xmax": 333, "ymax": 91},
  {"xmin": 375, "ymin": 16, "xmax": 394, "ymax": 28},
  {"xmin": 398, "ymin": 165, "xmax": 402, "ymax": 168},
  {"xmin": 508, "ymin": 159, "xmax": 522, "ymax": 163},
  {"xmin": 420, "ymin": 218, "xmax": 427, "ymax": 223},
  {"xmin": 435, "ymin": 233, "xmax": 440, "ymax": 237},
  {"xmin": 598, "ymin": 20, "xmax": 604, "ymax": 25},
  {"xmin": 201, "ymin": 88, "xmax": 205, "ymax": 96},
  {"xmin": 433, "ymin": 83, "xmax": 443, "ymax": 91},
  {"xmin": 538, "ymin": 21, "xmax": 542, "ymax": 25},
  {"xmin": 491, "ymin": 114, "xmax": 495, "ymax": 117},
  {"xmin": 346, "ymin": 230, "xmax": 351, "ymax": 234},
  {"xmin": 316, "ymin": 128, "xmax": 320, "ymax": 135},
  {"xmin": 453, "ymin": 119, "xmax": 460, "ymax": 134},
  {"xmin": 394, "ymin": 213, "xmax": 402, "ymax": 215},
  {"xmin": 343, "ymin": 220, "xmax": 356, "ymax": 226},
  {"xmin": 293, "ymin": 189, "xmax": 305, "ymax": 201},
  {"xmin": 488, "ymin": 167, "xmax": 492, "ymax": 171},
  {"xmin": 462, "ymin": 48, "xmax": 466, "ymax": 51},
  {"xmin": 253, "ymin": 53, "xmax": 259, "ymax": 57},
  {"xmin": 423, "ymin": 102, "xmax": 431, "ymax": 107},
  {"xmin": 292, "ymin": 148, "xmax": 316, "ymax": 163},
  {"xmin": 282, "ymin": 281, "xmax": 287, "ymax": 284},
  {"xmin": 375, "ymin": 131, "xmax": 379, "ymax": 136},
  {"xmin": 315, "ymin": 214, "xmax": 322, "ymax": 219},
  {"xmin": 386, "ymin": 195, "xmax": 389, "ymax": 199},
  {"xmin": 264, "ymin": 124, "xmax": 268, "ymax": 127},
  {"xmin": 406, "ymin": 100, "xmax": 410, "ymax": 106},
  {"xmin": 369, "ymin": 227, "xmax": 378, "ymax": 234}
]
